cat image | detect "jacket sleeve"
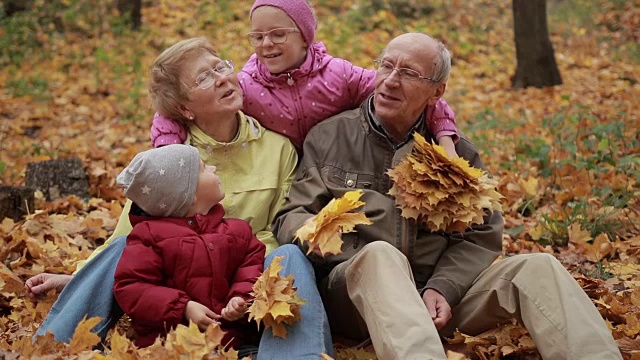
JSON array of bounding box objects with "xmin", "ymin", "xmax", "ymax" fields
[
  {"xmin": 425, "ymin": 98, "xmax": 459, "ymax": 142},
  {"xmin": 150, "ymin": 112, "xmax": 188, "ymax": 148},
  {"xmin": 422, "ymin": 137, "xmax": 503, "ymax": 306},
  {"xmin": 272, "ymin": 129, "xmax": 332, "ymax": 253},
  {"xmin": 257, "ymin": 138, "xmax": 298, "ymax": 254},
  {"xmin": 343, "ymin": 61, "xmax": 376, "ymax": 109},
  {"xmin": 113, "ymin": 223, "xmax": 190, "ymax": 329},
  {"xmin": 227, "ymin": 224, "xmax": 266, "ymax": 302}
]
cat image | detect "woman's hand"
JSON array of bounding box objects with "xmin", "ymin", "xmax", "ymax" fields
[
  {"xmin": 25, "ymin": 273, "xmax": 73, "ymax": 301},
  {"xmin": 184, "ymin": 301, "xmax": 221, "ymax": 331},
  {"xmin": 221, "ymin": 297, "xmax": 248, "ymax": 322}
]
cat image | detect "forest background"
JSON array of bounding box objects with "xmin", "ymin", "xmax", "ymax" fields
[{"xmin": 0, "ymin": 0, "xmax": 639, "ymax": 359}]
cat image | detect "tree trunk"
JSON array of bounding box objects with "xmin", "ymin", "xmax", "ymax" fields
[
  {"xmin": 0, "ymin": 186, "xmax": 35, "ymax": 221},
  {"xmin": 25, "ymin": 158, "xmax": 90, "ymax": 201},
  {"xmin": 512, "ymin": 0, "xmax": 562, "ymax": 88},
  {"xmin": 1, "ymin": 0, "xmax": 32, "ymax": 16},
  {"xmin": 116, "ymin": 0, "xmax": 142, "ymax": 30}
]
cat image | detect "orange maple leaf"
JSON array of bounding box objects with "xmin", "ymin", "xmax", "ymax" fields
[
  {"xmin": 247, "ymin": 256, "xmax": 306, "ymax": 339},
  {"xmin": 294, "ymin": 190, "xmax": 373, "ymax": 256}
]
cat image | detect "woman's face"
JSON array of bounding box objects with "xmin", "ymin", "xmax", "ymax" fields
[
  {"xmin": 250, "ymin": 6, "xmax": 308, "ymax": 75},
  {"xmin": 181, "ymin": 52, "xmax": 243, "ymax": 121}
]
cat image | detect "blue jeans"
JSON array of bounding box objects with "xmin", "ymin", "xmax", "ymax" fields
[
  {"xmin": 257, "ymin": 244, "xmax": 334, "ymax": 360},
  {"xmin": 35, "ymin": 236, "xmax": 127, "ymax": 344}
]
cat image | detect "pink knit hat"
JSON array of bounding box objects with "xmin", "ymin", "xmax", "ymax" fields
[{"xmin": 250, "ymin": 0, "xmax": 317, "ymax": 44}]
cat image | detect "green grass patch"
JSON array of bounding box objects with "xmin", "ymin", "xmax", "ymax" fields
[
  {"xmin": 537, "ymin": 199, "xmax": 626, "ymax": 246},
  {"xmin": 6, "ymin": 74, "xmax": 50, "ymax": 100}
]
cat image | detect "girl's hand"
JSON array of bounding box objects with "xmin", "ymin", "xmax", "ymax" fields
[
  {"xmin": 221, "ymin": 297, "xmax": 248, "ymax": 321},
  {"xmin": 184, "ymin": 301, "xmax": 221, "ymax": 331},
  {"xmin": 25, "ymin": 273, "xmax": 73, "ymax": 301},
  {"xmin": 438, "ymin": 135, "xmax": 458, "ymax": 159}
]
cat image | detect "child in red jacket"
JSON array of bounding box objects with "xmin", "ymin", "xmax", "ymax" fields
[{"xmin": 114, "ymin": 144, "xmax": 265, "ymax": 357}]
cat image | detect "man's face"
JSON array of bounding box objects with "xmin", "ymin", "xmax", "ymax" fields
[{"xmin": 373, "ymin": 34, "xmax": 445, "ymax": 137}]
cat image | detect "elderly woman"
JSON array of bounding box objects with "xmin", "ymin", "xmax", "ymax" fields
[{"xmin": 25, "ymin": 38, "xmax": 333, "ymax": 359}]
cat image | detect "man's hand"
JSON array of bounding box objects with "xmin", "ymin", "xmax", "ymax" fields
[
  {"xmin": 221, "ymin": 297, "xmax": 248, "ymax": 321},
  {"xmin": 422, "ymin": 288, "xmax": 452, "ymax": 330},
  {"xmin": 25, "ymin": 273, "xmax": 73, "ymax": 301},
  {"xmin": 184, "ymin": 301, "xmax": 221, "ymax": 331}
]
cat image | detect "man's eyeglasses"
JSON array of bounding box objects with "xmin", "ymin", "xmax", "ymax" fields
[
  {"xmin": 373, "ymin": 59, "xmax": 436, "ymax": 83},
  {"xmin": 247, "ymin": 28, "xmax": 299, "ymax": 47},
  {"xmin": 193, "ymin": 60, "xmax": 235, "ymax": 90}
]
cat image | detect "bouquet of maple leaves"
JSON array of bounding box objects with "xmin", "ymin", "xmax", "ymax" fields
[
  {"xmin": 388, "ymin": 133, "xmax": 503, "ymax": 233},
  {"xmin": 246, "ymin": 256, "xmax": 306, "ymax": 339}
]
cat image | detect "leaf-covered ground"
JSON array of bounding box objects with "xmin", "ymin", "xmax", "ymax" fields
[{"xmin": 1, "ymin": 0, "xmax": 639, "ymax": 359}]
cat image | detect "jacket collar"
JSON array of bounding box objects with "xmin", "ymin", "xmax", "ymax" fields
[
  {"xmin": 187, "ymin": 111, "xmax": 263, "ymax": 152},
  {"xmin": 241, "ymin": 42, "xmax": 332, "ymax": 88},
  {"xmin": 129, "ymin": 203, "xmax": 226, "ymax": 232},
  {"xmin": 362, "ymin": 94, "xmax": 426, "ymax": 149}
]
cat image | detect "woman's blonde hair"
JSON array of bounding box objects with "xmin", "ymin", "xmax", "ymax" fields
[{"xmin": 148, "ymin": 37, "xmax": 219, "ymax": 122}]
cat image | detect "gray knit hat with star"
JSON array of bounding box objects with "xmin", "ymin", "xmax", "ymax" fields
[{"xmin": 117, "ymin": 144, "xmax": 201, "ymax": 217}]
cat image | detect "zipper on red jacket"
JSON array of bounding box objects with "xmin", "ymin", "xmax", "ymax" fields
[{"xmin": 286, "ymin": 72, "xmax": 294, "ymax": 86}]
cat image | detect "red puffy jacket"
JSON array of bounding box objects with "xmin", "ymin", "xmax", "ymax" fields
[{"xmin": 113, "ymin": 203, "xmax": 265, "ymax": 348}]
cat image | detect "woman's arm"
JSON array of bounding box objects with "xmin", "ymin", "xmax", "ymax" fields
[
  {"xmin": 272, "ymin": 129, "xmax": 332, "ymax": 249},
  {"xmin": 259, "ymin": 138, "xmax": 298, "ymax": 254}
]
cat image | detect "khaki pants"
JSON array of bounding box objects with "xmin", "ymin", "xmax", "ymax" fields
[{"xmin": 318, "ymin": 241, "xmax": 621, "ymax": 360}]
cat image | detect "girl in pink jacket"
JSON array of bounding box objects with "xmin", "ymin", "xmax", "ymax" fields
[{"xmin": 151, "ymin": 0, "xmax": 459, "ymax": 156}]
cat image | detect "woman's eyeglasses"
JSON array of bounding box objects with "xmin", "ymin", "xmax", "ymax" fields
[
  {"xmin": 193, "ymin": 60, "xmax": 235, "ymax": 90},
  {"xmin": 373, "ymin": 59, "xmax": 436, "ymax": 83},
  {"xmin": 247, "ymin": 28, "xmax": 299, "ymax": 47}
]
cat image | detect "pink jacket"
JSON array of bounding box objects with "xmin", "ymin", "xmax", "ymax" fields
[{"xmin": 151, "ymin": 42, "xmax": 457, "ymax": 152}]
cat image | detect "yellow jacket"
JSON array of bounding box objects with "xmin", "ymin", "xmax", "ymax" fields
[{"xmin": 75, "ymin": 112, "xmax": 297, "ymax": 272}]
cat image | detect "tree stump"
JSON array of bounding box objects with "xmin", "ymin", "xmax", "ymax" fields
[
  {"xmin": 0, "ymin": 186, "xmax": 35, "ymax": 221},
  {"xmin": 25, "ymin": 158, "xmax": 90, "ymax": 201}
]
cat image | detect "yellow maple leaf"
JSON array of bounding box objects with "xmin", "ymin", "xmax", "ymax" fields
[
  {"xmin": 168, "ymin": 321, "xmax": 211, "ymax": 357},
  {"xmin": 335, "ymin": 346, "xmax": 378, "ymax": 360},
  {"xmin": 205, "ymin": 321, "xmax": 227, "ymax": 348},
  {"xmin": 518, "ymin": 177, "xmax": 539, "ymax": 197},
  {"xmin": 247, "ymin": 256, "xmax": 306, "ymax": 339},
  {"xmin": 388, "ymin": 133, "xmax": 503, "ymax": 232},
  {"xmin": 583, "ymin": 233, "xmax": 615, "ymax": 263},
  {"xmin": 446, "ymin": 350, "xmax": 467, "ymax": 360},
  {"xmin": 106, "ymin": 331, "xmax": 137, "ymax": 360},
  {"xmin": 69, "ymin": 316, "xmax": 102, "ymax": 354},
  {"xmin": 295, "ymin": 190, "xmax": 373, "ymax": 256},
  {"xmin": 568, "ymin": 223, "xmax": 592, "ymax": 245},
  {"xmin": 0, "ymin": 261, "xmax": 25, "ymax": 293}
]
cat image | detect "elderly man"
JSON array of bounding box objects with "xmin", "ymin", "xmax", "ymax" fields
[{"xmin": 273, "ymin": 33, "xmax": 621, "ymax": 360}]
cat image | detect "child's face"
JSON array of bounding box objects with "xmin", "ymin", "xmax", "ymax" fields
[
  {"xmin": 193, "ymin": 160, "xmax": 225, "ymax": 211},
  {"xmin": 250, "ymin": 6, "xmax": 308, "ymax": 75}
]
